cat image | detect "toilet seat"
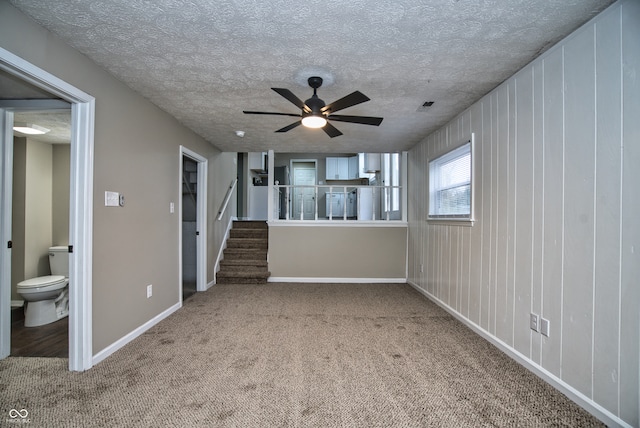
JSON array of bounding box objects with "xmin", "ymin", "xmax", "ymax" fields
[{"xmin": 17, "ymin": 275, "xmax": 66, "ymax": 289}]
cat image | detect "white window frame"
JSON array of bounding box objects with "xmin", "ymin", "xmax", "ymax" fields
[{"xmin": 427, "ymin": 133, "xmax": 475, "ymax": 225}]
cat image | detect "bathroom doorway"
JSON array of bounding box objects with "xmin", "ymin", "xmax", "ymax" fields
[
  {"xmin": 10, "ymin": 108, "xmax": 71, "ymax": 358},
  {"xmin": 0, "ymin": 49, "xmax": 95, "ymax": 371},
  {"xmin": 179, "ymin": 147, "xmax": 207, "ymax": 302}
]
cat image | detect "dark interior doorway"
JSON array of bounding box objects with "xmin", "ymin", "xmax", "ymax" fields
[{"xmin": 182, "ymin": 156, "xmax": 198, "ymax": 301}]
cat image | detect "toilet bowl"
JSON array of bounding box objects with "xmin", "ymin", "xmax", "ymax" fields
[
  {"xmin": 16, "ymin": 246, "xmax": 69, "ymax": 327},
  {"xmin": 17, "ymin": 276, "xmax": 69, "ymax": 327}
]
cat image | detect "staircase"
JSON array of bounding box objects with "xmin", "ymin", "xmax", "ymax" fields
[{"xmin": 216, "ymin": 221, "xmax": 270, "ymax": 284}]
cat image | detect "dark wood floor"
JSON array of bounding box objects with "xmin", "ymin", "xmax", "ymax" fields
[{"xmin": 11, "ymin": 306, "xmax": 68, "ymax": 358}]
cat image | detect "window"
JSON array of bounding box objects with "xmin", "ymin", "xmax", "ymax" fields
[
  {"xmin": 383, "ymin": 153, "xmax": 401, "ymax": 213},
  {"xmin": 428, "ymin": 138, "xmax": 473, "ymax": 221}
]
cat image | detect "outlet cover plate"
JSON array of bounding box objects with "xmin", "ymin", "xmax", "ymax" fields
[{"xmin": 540, "ymin": 318, "xmax": 550, "ymax": 337}]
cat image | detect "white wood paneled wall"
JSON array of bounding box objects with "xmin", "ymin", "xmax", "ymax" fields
[{"xmin": 407, "ymin": 1, "xmax": 639, "ymax": 426}]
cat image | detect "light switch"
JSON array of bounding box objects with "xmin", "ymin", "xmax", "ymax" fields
[{"xmin": 105, "ymin": 191, "xmax": 119, "ymax": 207}]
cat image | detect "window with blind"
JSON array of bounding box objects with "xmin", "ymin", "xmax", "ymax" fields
[{"xmin": 428, "ymin": 140, "xmax": 472, "ymax": 220}]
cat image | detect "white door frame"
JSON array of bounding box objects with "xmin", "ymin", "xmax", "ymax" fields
[
  {"xmin": 290, "ymin": 159, "xmax": 317, "ymax": 220},
  {"xmin": 179, "ymin": 146, "xmax": 207, "ymax": 299},
  {"xmin": 0, "ymin": 47, "xmax": 95, "ymax": 371}
]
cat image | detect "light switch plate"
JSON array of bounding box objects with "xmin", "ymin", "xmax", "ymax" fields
[{"xmin": 105, "ymin": 191, "xmax": 119, "ymax": 207}]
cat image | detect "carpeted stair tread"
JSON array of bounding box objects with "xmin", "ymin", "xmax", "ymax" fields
[
  {"xmin": 217, "ymin": 220, "xmax": 270, "ymax": 284},
  {"xmin": 226, "ymin": 238, "xmax": 269, "ymax": 249},
  {"xmin": 230, "ymin": 229, "xmax": 269, "ymax": 239},
  {"xmin": 232, "ymin": 220, "xmax": 268, "ymax": 229},
  {"xmin": 220, "ymin": 259, "xmax": 268, "ymax": 267}
]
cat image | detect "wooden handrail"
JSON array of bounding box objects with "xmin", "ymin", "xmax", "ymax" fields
[{"xmin": 216, "ymin": 178, "xmax": 238, "ymax": 221}]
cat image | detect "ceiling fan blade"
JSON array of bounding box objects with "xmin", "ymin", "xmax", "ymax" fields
[
  {"xmin": 321, "ymin": 91, "xmax": 370, "ymax": 114},
  {"xmin": 327, "ymin": 114, "xmax": 383, "ymax": 126},
  {"xmin": 272, "ymin": 88, "xmax": 311, "ymax": 113},
  {"xmin": 322, "ymin": 122, "xmax": 343, "ymax": 138},
  {"xmin": 275, "ymin": 121, "xmax": 302, "ymax": 133},
  {"xmin": 243, "ymin": 111, "xmax": 302, "ymax": 118}
]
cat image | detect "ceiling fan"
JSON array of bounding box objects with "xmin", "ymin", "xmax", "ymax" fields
[{"xmin": 243, "ymin": 76, "xmax": 383, "ymax": 138}]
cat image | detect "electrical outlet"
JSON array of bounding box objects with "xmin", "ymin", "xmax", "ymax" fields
[
  {"xmin": 530, "ymin": 313, "xmax": 539, "ymax": 332},
  {"xmin": 146, "ymin": 284, "xmax": 153, "ymax": 298},
  {"xmin": 420, "ymin": 264, "xmax": 424, "ymax": 273},
  {"xmin": 540, "ymin": 318, "xmax": 550, "ymax": 337}
]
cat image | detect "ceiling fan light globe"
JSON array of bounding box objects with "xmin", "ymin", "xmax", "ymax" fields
[{"xmin": 301, "ymin": 115, "xmax": 327, "ymax": 129}]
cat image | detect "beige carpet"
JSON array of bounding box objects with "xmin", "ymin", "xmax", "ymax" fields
[{"xmin": 0, "ymin": 283, "xmax": 602, "ymax": 427}]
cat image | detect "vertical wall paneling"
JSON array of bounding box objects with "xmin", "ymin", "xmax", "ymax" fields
[
  {"xmin": 593, "ymin": 7, "xmax": 621, "ymax": 413},
  {"xmin": 531, "ymin": 60, "xmax": 545, "ymax": 366},
  {"xmin": 619, "ymin": 0, "xmax": 640, "ymax": 423},
  {"xmin": 541, "ymin": 48, "xmax": 564, "ymax": 378},
  {"xmin": 480, "ymin": 98, "xmax": 492, "ymax": 331},
  {"xmin": 562, "ymin": 24, "xmax": 596, "ymax": 397},
  {"xmin": 406, "ymin": 2, "xmax": 638, "ymax": 425},
  {"xmin": 507, "ymin": 81, "xmax": 516, "ymax": 347},
  {"xmin": 513, "ymin": 68, "xmax": 534, "ymax": 358},
  {"xmin": 469, "ymin": 105, "xmax": 483, "ymax": 325},
  {"xmin": 495, "ymin": 86, "xmax": 510, "ymax": 343}
]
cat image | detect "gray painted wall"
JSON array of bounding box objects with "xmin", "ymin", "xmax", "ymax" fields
[
  {"xmin": 0, "ymin": 2, "xmax": 237, "ymax": 354},
  {"xmin": 407, "ymin": 1, "xmax": 639, "ymax": 425},
  {"xmin": 269, "ymin": 225, "xmax": 407, "ymax": 280}
]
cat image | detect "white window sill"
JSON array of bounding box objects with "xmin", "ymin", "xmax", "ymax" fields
[{"xmin": 426, "ymin": 218, "xmax": 475, "ymax": 227}]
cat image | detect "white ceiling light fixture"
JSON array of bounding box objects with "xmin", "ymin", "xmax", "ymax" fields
[
  {"xmin": 13, "ymin": 123, "xmax": 50, "ymax": 135},
  {"xmin": 301, "ymin": 113, "xmax": 327, "ymax": 129}
]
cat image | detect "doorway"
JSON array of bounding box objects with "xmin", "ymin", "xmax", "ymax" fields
[
  {"xmin": 179, "ymin": 147, "xmax": 207, "ymax": 302},
  {"xmin": 0, "ymin": 48, "xmax": 95, "ymax": 371},
  {"xmin": 10, "ymin": 109, "xmax": 71, "ymax": 358},
  {"xmin": 290, "ymin": 160, "xmax": 317, "ymax": 220}
]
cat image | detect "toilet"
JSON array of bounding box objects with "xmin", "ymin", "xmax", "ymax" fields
[{"xmin": 17, "ymin": 246, "xmax": 69, "ymax": 327}]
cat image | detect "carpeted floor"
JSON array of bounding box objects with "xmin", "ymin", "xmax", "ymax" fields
[{"xmin": 0, "ymin": 283, "xmax": 603, "ymax": 427}]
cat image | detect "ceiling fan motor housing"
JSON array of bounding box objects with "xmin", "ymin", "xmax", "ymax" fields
[{"xmin": 304, "ymin": 94, "xmax": 326, "ymax": 117}]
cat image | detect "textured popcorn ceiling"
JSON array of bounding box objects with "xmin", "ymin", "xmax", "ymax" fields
[{"xmin": 7, "ymin": 0, "xmax": 613, "ymax": 153}]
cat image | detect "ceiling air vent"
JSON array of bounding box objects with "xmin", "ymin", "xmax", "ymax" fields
[{"xmin": 417, "ymin": 101, "xmax": 435, "ymax": 112}]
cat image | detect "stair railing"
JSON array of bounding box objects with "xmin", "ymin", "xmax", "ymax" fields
[{"xmin": 217, "ymin": 178, "xmax": 238, "ymax": 221}]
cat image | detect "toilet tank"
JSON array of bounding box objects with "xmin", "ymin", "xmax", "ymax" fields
[{"xmin": 48, "ymin": 246, "xmax": 69, "ymax": 277}]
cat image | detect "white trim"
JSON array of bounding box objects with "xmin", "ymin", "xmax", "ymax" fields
[
  {"xmin": 0, "ymin": 47, "xmax": 95, "ymax": 372},
  {"xmin": 11, "ymin": 300, "xmax": 23, "ymax": 308},
  {"xmin": 205, "ymin": 280, "xmax": 215, "ymax": 291},
  {"xmin": 213, "ymin": 215, "xmax": 235, "ymax": 283},
  {"xmin": 267, "ymin": 220, "xmax": 408, "ymax": 228},
  {"xmin": 407, "ymin": 280, "xmax": 631, "ymax": 428},
  {"xmin": 427, "ymin": 133, "xmax": 475, "ymax": 223},
  {"xmin": 268, "ymin": 277, "xmax": 407, "ymax": 283},
  {"xmin": 179, "ymin": 146, "xmax": 208, "ymax": 297},
  {"xmin": 92, "ymin": 302, "xmax": 180, "ymax": 366},
  {"xmin": 0, "ymin": 109, "xmax": 13, "ymax": 360}
]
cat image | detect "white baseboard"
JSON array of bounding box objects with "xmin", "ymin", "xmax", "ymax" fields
[
  {"xmin": 92, "ymin": 302, "xmax": 181, "ymax": 366},
  {"xmin": 205, "ymin": 280, "xmax": 215, "ymax": 291},
  {"xmin": 11, "ymin": 300, "xmax": 24, "ymax": 308},
  {"xmin": 268, "ymin": 277, "xmax": 407, "ymax": 284},
  {"xmin": 407, "ymin": 280, "xmax": 631, "ymax": 428}
]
